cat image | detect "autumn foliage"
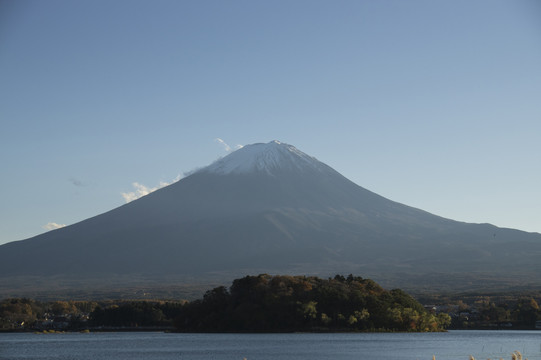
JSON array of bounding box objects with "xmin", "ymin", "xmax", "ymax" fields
[{"xmin": 174, "ymin": 274, "xmax": 451, "ymax": 332}]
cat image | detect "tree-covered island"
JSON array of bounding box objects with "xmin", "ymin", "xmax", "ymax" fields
[{"xmin": 173, "ymin": 274, "xmax": 451, "ymax": 332}]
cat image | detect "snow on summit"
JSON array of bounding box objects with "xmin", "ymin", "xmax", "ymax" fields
[{"xmin": 202, "ymin": 140, "xmax": 326, "ymax": 175}]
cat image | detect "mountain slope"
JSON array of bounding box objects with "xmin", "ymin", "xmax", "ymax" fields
[{"xmin": 1, "ymin": 140, "xmax": 540, "ymax": 296}]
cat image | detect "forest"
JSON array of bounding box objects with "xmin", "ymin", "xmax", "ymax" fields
[
  {"xmin": 0, "ymin": 298, "xmax": 183, "ymax": 331},
  {"xmin": 2, "ymin": 274, "xmax": 540, "ymax": 333},
  {"xmin": 173, "ymin": 274, "xmax": 451, "ymax": 332}
]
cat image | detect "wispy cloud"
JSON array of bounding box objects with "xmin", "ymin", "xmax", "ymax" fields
[
  {"xmin": 121, "ymin": 175, "xmax": 181, "ymax": 203},
  {"xmin": 69, "ymin": 177, "xmax": 85, "ymax": 187},
  {"xmin": 215, "ymin": 138, "xmax": 243, "ymax": 153},
  {"xmin": 121, "ymin": 139, "xmax": 242, "ymax": 204},
  {"xmin": 183, "ymin": 167, "xmax": 203, "ymax": 177},
  {"xmin": 43, "ymin": 222, "xmax": 66, "ymax": 231},
  {"xmin": 215, "ymin": 138, "xmax": 232, "ymax": 152},
  {"xmin": 121, "ymin": 182, "xmax": 157, "ymax": 203}
]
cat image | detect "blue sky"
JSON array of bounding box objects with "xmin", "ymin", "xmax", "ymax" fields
[{"xmin": 1, "ymin": 0, "xmax": 540, "ymax": 245}]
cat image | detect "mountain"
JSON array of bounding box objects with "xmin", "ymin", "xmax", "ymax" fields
[{"xmin": 1, "ymin": 140, "xmax": 541, "ymax": 298}]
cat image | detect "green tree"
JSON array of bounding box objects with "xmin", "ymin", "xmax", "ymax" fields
[{"xmin": 173, "ymin": 274, "xmax": 450, "ymax": 333}]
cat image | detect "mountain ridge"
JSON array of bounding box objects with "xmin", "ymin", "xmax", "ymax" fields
[{"xmin": 1, "ymin": 140, "xmax": 540, "ymax": 297}]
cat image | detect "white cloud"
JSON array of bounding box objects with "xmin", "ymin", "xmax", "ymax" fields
[
  {"xmin": 121, "ymin": 175, "xmax": 182, "ymax": 203},
  {"xmin": 215, "ymin": 138, "xmax": 231, "ymax": 152},
  {"xmin": 215, "ymin": 138, "xmax": 243, "ymax": 153},
  {"xmin": 43, "ymin": 222, "xmax": 66, "ymax": 231},
  {"xmin": 121, "ymin": 138, "xmax": 243, "ymax": 204}
]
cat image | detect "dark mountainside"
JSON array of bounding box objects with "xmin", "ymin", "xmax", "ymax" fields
[{"xmin": 1, "ymin": 141, "xmax": 541, "ymax": 298}]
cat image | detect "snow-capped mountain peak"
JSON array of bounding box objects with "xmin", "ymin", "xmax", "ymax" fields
[{"xmin": 202, "ymin": 140, "xmax": 326, "ymax": 175}]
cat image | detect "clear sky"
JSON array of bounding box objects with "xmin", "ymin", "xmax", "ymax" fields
[{"xmin": 1, "ymin": 0, "xmax": 540, "ymax": 245}]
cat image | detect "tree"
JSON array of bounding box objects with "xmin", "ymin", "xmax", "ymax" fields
[{"xmin": 173, "ymin": 274, "xmax": 450, "ymax": 332}]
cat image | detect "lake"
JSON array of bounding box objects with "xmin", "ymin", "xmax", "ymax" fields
[{"xmin": 1, "ymin": 331, "xmax": 540, "ymax": 360}]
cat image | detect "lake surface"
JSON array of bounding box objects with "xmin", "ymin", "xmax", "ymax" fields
[{"xmin": 1, "ymin": 331, "xmax": 540, "ymax": 360}]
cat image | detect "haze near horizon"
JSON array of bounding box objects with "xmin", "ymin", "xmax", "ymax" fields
[{"xmin": 1, "ymin": 0, "xmax": 540, "ymax": 245}]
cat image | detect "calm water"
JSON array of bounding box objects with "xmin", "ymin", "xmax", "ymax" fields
[{"xmin": 1, "ymin": 331, "xmax": 540, "ymax": 360}]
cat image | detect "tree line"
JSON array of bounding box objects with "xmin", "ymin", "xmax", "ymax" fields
[
  {"xmin": 10, "ymin": 274, "xmax": 541, "ymax": 332},
  {"xmin": 0, "ymin": 298, "xmax": 184, "ymax": 331},
  {"xmin": 451, "ymin": 297, "xmax": 541, "ymax": 329},
  {"xmin": 1, "ymin": 274, "xmax": 451, "ymax": 332}
]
